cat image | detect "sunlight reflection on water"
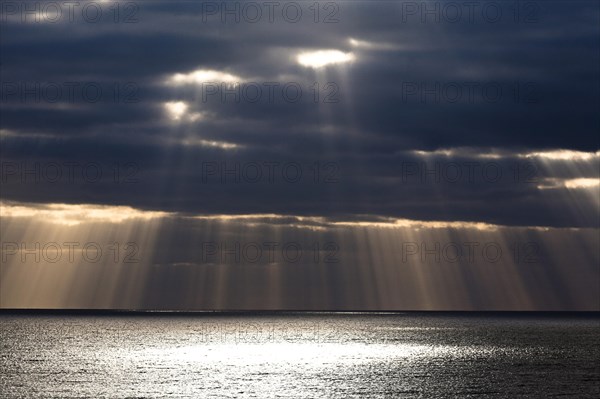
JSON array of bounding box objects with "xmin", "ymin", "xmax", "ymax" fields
[{"xmin": 1, "ymin": 314, "xmax": 599, "ymax": 398}]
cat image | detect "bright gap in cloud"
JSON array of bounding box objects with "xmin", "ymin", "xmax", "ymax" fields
[
  {"xmin": 412, "ymin": 148, "xmax": 600, "ymax": 161},
  {"xmin": 412, "ymin": 148, "xmax": 503, "ymax": 159},
  {"xmin": 164, "ymin": 101, "xmax": 188, "ymax": 120},
  {"xmin": 297, "ymin": 50, "xmax": 355, "ymax": 69},
  {"xmin": 564, "ymin": 178, "xmax": 600, "ymax": 189},
  {"xmin": 163, "ymin": 101, "xmax": 203, "ymax": 122},
  {"xmin": 191, "ymin": 214, "xmax": 500, "ymax": 231},
  {"xmin": 167, "ymin": 69, "xmax": 242, "ymax": 86},
  {"xmin": 0, "ymin": 202, "xmax": 169, "ymax": 226},
  {"xmin": 538, "ymin": 178, "xmax": 600, "ymax": 190},
  {"xmin": 180, "ymin": 138, "xmax": 241, "ymax": 150},
  {"xmin": 521, "ymin": 150, "xmax": 600, "ymax": 161},
  {"xmin": 348, "ymin": 38, "xmax": 399, "ymax": 51},
  {"xmin": 1, "ymin": 202, "xmax": 576, "ymax": 231}
]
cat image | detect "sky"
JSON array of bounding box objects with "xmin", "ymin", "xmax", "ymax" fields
[{"xmin": 0, "ymin": 0, "xmax": 599, "ymax": 310}]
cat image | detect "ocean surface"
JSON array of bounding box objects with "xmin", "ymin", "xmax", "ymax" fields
[{"xmin": 1, "ymin": 313, "xmax": 598, "ymax": 398}]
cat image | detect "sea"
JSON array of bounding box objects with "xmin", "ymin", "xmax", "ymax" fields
[{"xmin": 1, "ymin": 312, "xmax": 599, "ymax": 398}]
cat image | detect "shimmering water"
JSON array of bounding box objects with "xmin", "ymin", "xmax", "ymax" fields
[{"xmin": 1, "ymin": 313, "xmax": 598, "ymax": 398}]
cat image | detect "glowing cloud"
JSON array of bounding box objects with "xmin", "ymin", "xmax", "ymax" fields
[
  {"xmin": 297, "ymin": 50, "xmax": 355, "ymax": 69},
  {"xmin": 167, "ymin": 69, "xmax": 242, "ymax": 86},
  {"xmin": 521, "ymin": 150, "xmax": 600, "ymax": 161},
  {"xmin": 189, "ymin": 213, "xmax": 500, "ymax": 231},
  {"xmin": 0, "ymin": 202, "xmax": 169, "ymax": 226},
  {"xmin": 411, "ymin": 148, "xmax": 600, "ymax": 162},
  {"xmin": 538, "ymin": 178, "xmax": 600, "ymax": 190},
  {"xmin": 348, "ymin": 38, "xmax": 400, "ymax": 51},
  {"xmin": 331, "ymin": 218, "xmax": 500, "ymax": 231},
  {"xmin": 164, "ymin": 101, "xmax": 188, "ymax": 120},
  {"xmin": 564, "ymin": 178, "xmax": 600, "ymax": 189},
  {"xmin": 163, "ymin": 101, "xmax": 203, "ymax": 122},
  {"xmin": 411, "ymin": 148, "xmax": 504, "ymax": 159},
  {"xmin": 180, "ymin": 138, "xmax": 241, "ymax": 150}
]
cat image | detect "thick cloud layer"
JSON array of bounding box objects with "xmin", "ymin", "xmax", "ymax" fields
[
  {"xmin": 0, "ymin": 1, "xmax": 598, "ymax": 310},
  {"xmin": 1, "ymin": 1, "xmax": 598, "ymax": 227}
]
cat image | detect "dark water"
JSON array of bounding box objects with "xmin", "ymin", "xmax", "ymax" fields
[{"xmin": 1, "ymin": 313, "xmax": 599, "ymax": 398}]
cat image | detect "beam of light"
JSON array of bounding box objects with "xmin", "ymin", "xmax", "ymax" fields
[
  {"xmin": 297, "ymin": 50, "xmax": 355, "ymax": 69},
  {"xmin": 1, "ymin": 201, "xmax": 598, "ymax": 310},
  {"xmin": 519, "ymin": 149, "xmax": 600, "ymax": 227},
  {"xmin": 0, "ymin": 202, "xmax": 167, "ymax": 309}
]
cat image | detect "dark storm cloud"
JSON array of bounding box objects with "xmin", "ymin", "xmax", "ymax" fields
[{"xmin": 1, "ymin": 0, "xmax": 599, "ymax": 227}]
